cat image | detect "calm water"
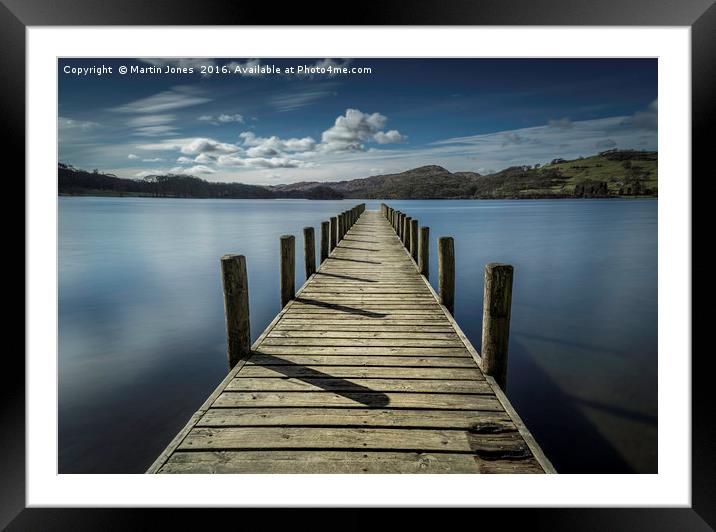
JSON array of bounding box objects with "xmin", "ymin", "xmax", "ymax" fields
[{"xmin": 58, "ymin": 197, "xmax": 657, "ymax": 473}]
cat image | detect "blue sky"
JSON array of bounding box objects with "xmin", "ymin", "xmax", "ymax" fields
[{"xmin": 59, "ymin": 58, "xmax": 657, "ymax": 184}]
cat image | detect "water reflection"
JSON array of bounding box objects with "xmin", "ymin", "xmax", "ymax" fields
[{"xmin": 59, "ymin": 197, "xmax": 657, "ymax": 473}]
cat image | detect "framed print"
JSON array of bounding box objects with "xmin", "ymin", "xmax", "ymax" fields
[{"xmin": 5, "ymin": 0, "xmax": 714, "ymax": 528}]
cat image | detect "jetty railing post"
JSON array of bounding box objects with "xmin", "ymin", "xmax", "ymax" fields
[
  {"xmin": 410, "ymin": 219, "xmax": 419, "ymax": 263},
  {"xmin": 330, "ymin": 216, "xmax": 337, "ymax": 251},
  {"xmin": 438, "ymin": 236, "xmax": 455, "ymax": 315},
  {"xmin": 403, "ymin": 216, "xmax": 412, "ymax": 248},
  {"xmin": 419, "ymin": 226, "xmax": 430, "ymax": 277},
  {"xmin": 303, "ymin": 226, "xmax": 316, "ymax": 279},
  {"xmin": 481, "ymin": 263, "xmax": 514, "ymax": 390},
  {"xmin": 220, "ymin": 254, "xmax": 251, "ymax": 369},
  {"xmin": 280, "ymin": 235, "xmax": 295, "ymax": 308},
  {"xmin": 320, "ymin": 221, "xmax": 329, "ymax": 263}
]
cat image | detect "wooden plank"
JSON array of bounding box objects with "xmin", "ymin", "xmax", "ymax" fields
[
  {"xmin": 236, "ymin": 365, "xmax": 483, "ymax": 380},
  {"xmin": 158, "ymin": 450, "xmax": 544, "ymax": 474},
  {"xmin": 212, "ymin": 391, "xmax": 503, "ymax": 410},
  {"xmin": 254, "ymin": 346, "xmax": 471, "ymax": 356},
  {"xmin": 179, "ymin": 427, "xmax": 531, "ymax": 457},
  {"xmin": 280, "ymin": 315, "xmax": 448, "ymax": 322},
  {"xmin": 260, "ymin": 337, "xmax": 465, "ymax": 347},
  {"xmin": 247, "ymin": 354, "xmax": 476, "ymax": 367},
  {"xmin": 267, "ymin": 330, "xmax": 460, "ymax": 338},
  {"xmin": 197, "ymin": 407, "xmax": 509, "ymax": 428},
  {"xmin": 224, "ymin": 377, "xmax": 492, "ymax": 394},
  {"xmin": 272, "ymin": 324, "xmax": 456, "ymax": 332}
]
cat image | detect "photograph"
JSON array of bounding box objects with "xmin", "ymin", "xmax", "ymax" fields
[{"xmin": 57, "ymin": 57, "xmax": 658, "ymax": 475}]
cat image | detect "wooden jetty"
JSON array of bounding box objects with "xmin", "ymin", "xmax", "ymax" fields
[{"xmin": 148, "ymin": 204, "xmax": 555, "ymax": 474}]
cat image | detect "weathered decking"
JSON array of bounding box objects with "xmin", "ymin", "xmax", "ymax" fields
[{"xmin": 148, "ymin": 210, "xmax": 554, "ymax": 474}]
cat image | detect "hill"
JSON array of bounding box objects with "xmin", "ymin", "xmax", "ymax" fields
[
  {"xmin": 58, "ymin": 164, "xmax": 344, "ymax": 200},
  {"xmin": 273, "ymin": 165, "xmax": 482, "ymax": 199},
  {"xmin": 471, "ymin": 149, "xmax": 657, "ymax": 199},
  {"xmin": 58, "ymin": 149, "xmax": 657, "ymax": 200}
]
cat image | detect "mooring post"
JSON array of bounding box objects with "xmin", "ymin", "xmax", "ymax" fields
[
  {"xmin": 280, "ymin": 235, "xmax": 295, "ymax": 308},
  {"xmin": 400, "ymin": 213, "xmax": 406, "ymax": 241},
  {"xmin": 303, "ymin": 226, "xmax": 316, "ymax": 279},
  {"xmin": 481, "ymin": 263, "xmax": 514, "ymax": 390},
  {"xmin": 220, "ymin": 254, "xmax": 251, "ymax": 369},
  {"xmin": 410, "ymin": 219, "xmax": 419, "ymax": 262},
  {"xmin": 403, "ymin": 216, "xmax": 412, "ymax": 247},
  {"xmin": 330, "ymin": 216, "xmax": 337, "ymax": 251},
  {"xmin": 419, "ymin": 226, "xmax": 430, "ymax": 277},
  {"xmin": 320, "ymin": 221, "xmax": 329, "ymax": 263},
  {"xmin": 438, "ymin": 236, "xmax": 455, "ymax": 315}
]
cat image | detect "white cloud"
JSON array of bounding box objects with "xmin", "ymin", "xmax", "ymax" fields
[
  {"xmin": 168, "ymin": 164, "xmax": 217, "ymax": 175},
  {"xmin": 58, "ymin": 117, "xmax": 100, "ymax": 131},
  {"xmin": 374, "ymin": 130, "xmax": 406, "ymax": 144},
  {"xmin": 217, "ymin": 154, "xmax": 306, "ymax": 169},
  {"xmin": 127, "ymin": 114, "xmax": 175, "ymax": 127},
  {"xmin": 180, "ymin": 138, "xmax": 238, "ymax": 155},
  {"xmin": 320, "ymin": 109, "xmax": 401, "ymax": 152},
  {"xmin": 218, "ymin": 113, "xmax": 244, "ymax": 123},
  {"xmin": 127, "ymin": 153, "xmax": 139, "ymax": 160},
  {"xmin": 133, "ymin": 125, "xmax": 179, "ymax": 137},
  {"xmin": 239, "ymin": 132, "xmax": 317, "ymax": 157},
  {"xmin": 176, "ymin": 156, "xmax": 193, "ymax": 164},
  {"xmin": 141, "ymin": 157, "xmax": 164, "ymax": 162},
  {"xmin": 193, "ymin": 153, "xmax": 216, "ymax": 164},
  {"xmin": 112, "ymin": 86, "xmax": 210, "ymax": 113}
]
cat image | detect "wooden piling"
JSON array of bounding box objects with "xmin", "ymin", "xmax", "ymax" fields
[
  {"xmin": 403, "ymin": 216, "xmax": 412, "ymax": 247},
  {"xmin": 303, "ymin": 226, "xmax": 316, "ymax": 279},
  {"xmin": 419, "ymin": 226, "xmax": 429, "ymax": 277},
  {"xmin": 220, "ymin": 254, "xmax": 251, "ymax": 369},
  {"xmin": 330, "ymin": 216, "xmax": 337, "ymax": 251},
  {"xmin": 438, "ymin": 236, "xmax": 455, "ymax": 315},
  {"xmin": 320, "ymin": 221, "xmax": 329, "ymax": 263},
  {"xmin": 410, "ymin": 219, "xmax": 419, "ymax": 262},
  {"xmin": 481, "ymin": 263, "xmax": 514, "ymax": 390},
  {"xmin": 280, "ymin": 235, "xmax": 295, "ymax": 307}
]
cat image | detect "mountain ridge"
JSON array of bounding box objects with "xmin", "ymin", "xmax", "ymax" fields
[{"xmin": 58, "ymin": 149, "xmax": 657, "ymax": 200}]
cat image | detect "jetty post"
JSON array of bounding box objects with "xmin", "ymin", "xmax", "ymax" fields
[
  {"xmin": 481, "ymin": 263, "xmax": 514, "ymax": 390},
  {"xmin": 403, "ymin": 216, "xmax": 412, "ymax": 247},
  {"xmin": 220, "ymin": 254, "xmax": 251, "ymax": 369},
  {"xmin": 303, "ymin": 227, "xmax": 316, "ymax": 279},
  {"xmin": 330, "ymin": 216, "xmax": 337, "ymax": 251},
  {"xmin": 418, "ymin": 226, "xmax": 430, "ymax": 277},
  {"xmin": 280, "ymin": 235, "xmax": 295, "ymax": 307},
  {"xmin": 320, "ymin": 221, "xmax": 330, "ymax": 263},
  {"xmin": 438, "ymin": 236, "xmax": 455, "ymax": 315},
  {"xmin": 410, "ymin": 219, "xmax": 419, "ymax": 263}
]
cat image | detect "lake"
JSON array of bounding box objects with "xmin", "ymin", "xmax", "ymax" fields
[{"xmin": 58, "ymin": 197, "xmax": 657, "ymax": 473}]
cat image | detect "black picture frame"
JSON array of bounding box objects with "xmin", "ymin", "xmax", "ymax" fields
[{"xmin": 5, "ymin": 0, "xmax": 712, "ymax": 529}]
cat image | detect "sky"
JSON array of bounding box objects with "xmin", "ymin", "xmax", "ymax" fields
[{"xmin": 58, "ymin": 58, "xmax": 657, "ymax": 184}]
